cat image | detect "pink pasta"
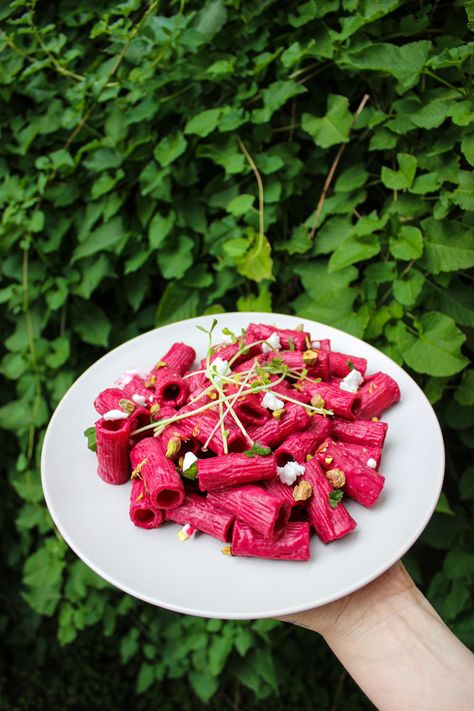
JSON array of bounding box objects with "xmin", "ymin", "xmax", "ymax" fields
[
  {"xmin": 197, "ymin": 453, "xmax": 277, "ymax": 491},
  {"xmin": 304, "ymin": 458, "xmax": 357, "ymax": 543},
  {"xmin": 95, "ymin": 417, "xmax": 131, "ymax": 485},
  {"xmin": 130, "ymin": 437, "xmax": 185, "ymax": 509},
  {"xmin": 129, "ymin": 478, "xmax": 163, "ymax": 529},
  {"xmin": 207, "ymin": 485, "xmax": 291, "ymax": 540},
  {"xmin": 86, "ymin": 320, "xmax": 401, "ymax": 563},
  {"xmin": 165, "ymin": 494, "xmax": 234, "ymax": 542},
  {"xmin": 232, "ymin": 521, "xmax": 310, "ymax": 561},
  {"xmin": 357, "ymin": 372, "xmax": 401, "ymax": 419}
]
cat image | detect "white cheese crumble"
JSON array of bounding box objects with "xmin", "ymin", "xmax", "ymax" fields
[
  {"xmin": 367, "ymin": 458, "xmax": 377, "ymax": 469},
  {"xmin": 221, "ymin": 331, "xmax": 234, "ymax": 344},
  {"xmin": 132, "ymin": 394, "xmax": 147, "ymax": 408},
  {"xmin": 115, "ymin": 368, "xmax": 145, "ymax": 387},
  {"xmin": 182, "ymin": 451, "xmax": 198, "ymax": 472},
  {"xmin": 103, "ymin": 409, "xmax": 129, "ymax": 421},
  {"xmin": 261, "ymin": 332, "xmax": 282, "ymax": 353},
  {"xmin": 207, "ymin": 357, "xmax": 231, "ymax": 384},
  {"xmin": 262, "ymin": 391, "xmax": 285, "ymax": 411},
  {"xmin": 339, "ymin": 369, "xmax": 364, "ymax": 393},
  {"xmin": 277, "ymin": 461, "xmax": 305, "ymax": 485},
  {"xmin": 312, "ymin": 340, "xmax": 321, "ymax": 349}
]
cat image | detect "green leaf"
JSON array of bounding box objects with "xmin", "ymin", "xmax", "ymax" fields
[
  {"xmin": 188, "ymin": 671, "xmax": 218, "ymax": 703},
  {"xmin": 226, "ymin": 194, "xmax": 255, "ymax": 216},
  {"xmin": 237, "ymin": 283, "xmax": 272, "ymax": 312},
  {"xmin": 435, "ymin": 492, "xmax": 454, "ymax": 515},
  {"xmin": 328, "ymin": 489, "xmax": 344, "ymax": 508},
  {"xmin": 185, "ymin": 108, "xmax": 222, "ymax": 137},
  {"xmin": 393, "ymin": 269, "xmax": 424, "ymax": 306},
  {"xmin": 244, "ymin": 442, "xmax": 272, "ymax": 457},
  {"xmin": 334, "ymin": 165, "xmax": 369, "ymax": 192},
  {"xmin": 84, "ymin": 426, "xmax": 97, "ymax": 452},
  {"xmin": 328, "ymin": 234, "xmax": 381, "ymax": 272},
  {"xmin": 422, "ymin": 218, "xmax": 474, "ymax": 273},
  {"xmin": 149, "ymin": 210, "xmax": 175, "ymax": 249},
  {"xmin": 293, "ymin": 261, "xmax": 358, "ymax": 328},
  {"xmin": 389, "ymin": 226, "xmax": 423, "ymax": 260},
  {"xmin": 235, "ymin": 233, "xmax": 273, "ymax": 283},
  {"xmin": 72, "ymin": 217, "xmax": 126, "ymax": 262},
  {"xmin": 436, "ymin": 286, "xmax": 474, "ymax": 328},
  {"xmin": 455, "ymin": 370, "xmax": 474, "ymax": 406},
  {"xmin": 157, "ymin": 235, "xmax": 194, "ymax": 280},
  {"xmin": 381, "ymin": 153, "xmax": 417, "ymax": 190},
  {"xmin": 153, "ymin": 132, "xmax": 187, "ymax": 167},
  {"xmin": 155, "ymin": 282, "xmax": 199, "ymax": 326},
  {"xmin": 194, "ymin": 0, "xmax": 227, "ymax": 39},
  {"xmin": 398, "ymin": 312, "xmax": 468, "ymax": 376},
  {"xmin": 301, "ymin": 95, "xmax": 352, "ymax": 148},
  {"xmin": 340, "ymin": 40, "xmax": 431, "ymax": 91},
  {"xmin": 461, "ymin": 133, "xmax": 474, "ymax": 167},
  {"xmin": 253, "ymin": 80, "xmax": 306, "ymax": 123},
  {"xmin": 71, "ymin": 301, "xmax": 111, "ymax": 348}
]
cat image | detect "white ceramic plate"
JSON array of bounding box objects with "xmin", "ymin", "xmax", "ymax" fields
[{"xmin": 41, "ymin": 312, "xmax": 444, "ymax": 619}]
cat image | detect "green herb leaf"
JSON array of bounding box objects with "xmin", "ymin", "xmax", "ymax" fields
[
  {"xmin": 84, "ymin": 426, "xmax": 97, "ymax": 452},
  {"xmin": 328, "ymin": 489, "xmax": 344, "ymax": 508},
  {"xmin": 243, "ymin": 442, "xmax": 272, "ymax": 457},
  {"xmin": 182, "ymin": 462, "xmax": 198, "ymax": 480}
]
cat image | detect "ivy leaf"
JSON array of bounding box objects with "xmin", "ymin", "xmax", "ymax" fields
[
  {"xmin": 455, "ymin": 369, "xmax": 474, "ymax": 406},
  {"xmin": 398, "ymin": 311, "xmax": 468, "ymax": 376},
  {"xmin": 155, "ymin": 282, "xmax": 199, "ymax": 326},
  {"xmin": 393, "ymin": 269, "xmax": 424, "ymax": 306},
  {"xmin": 381, "ymin": 153, "xmax": 417, "ymax": 190},
  {"xmin": 153, "ymin": 132, "xmax": 187, "ymax": 167},
  {"xmin": 328, "ymin": 234, "xmax": 381, "ymax": 272},
  {"xmin": 340, "ymin": 41, "xmax": 431, "ymax": 91},
  {"xmin": 389, "ymin": 226, "xmax": 423, "ymax": 260},
  {"xmin": 226, "ymin": 194, "xmax": 255, "ymax": 216},
  {"xmin": 235, "ymin": 232, "xmax": 273, "ymax": 283},
  {"xmin": 72, "ymin": 217, "xmax": 126, "ymax": 262},
  {"xmin": 148, "ymin": 210, "xmax": 175, "ymax": 249},
  {"xmin": 71, "ymin": 301, "xmax": 111, "ymax": 348},
  {"xmin": 185, "ymin": 108, "xmax": 222, "ymax": 137},
  {"xmin": 301, "ymin": 95, "xmax": 352, "ymax": 148},
  {"xmin": 421, "ymin": 218, "xmax": 474, "ymax": 273},
  {"xmin": 157, "ymin": 235, "xmax": 194, "ymax": 279},
  {"xmin": 461, "ymin": 133, "xmax": 474, "ymax": 167}
]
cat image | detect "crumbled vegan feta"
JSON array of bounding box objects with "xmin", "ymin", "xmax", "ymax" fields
[
  {"xmin": 277, "ymin": 461, "xmax": 305, "ymax": 485},
  {"xmin": 115, "ymin": 368, "xmax": 145, "ymax": 387},
  {"xmin": 177, "ymin": 523, "xmax": 196, "ymax": 541},
  {"xmin": 261, "ymin": 332, "xmax": 282, "ymax": 353},
  {"xmin": 367, "ymin": 458, "xmax": 377, "ymax": 469},
  {"xmin": 339, "ymin": 369, "xmax": 364, "ymax": 393},
  {"xmin": 132, "ymin": 393, "xmax": 147, "ymax": 408},
  {"xmin": 182, "ymin": 451, "xmax": 198, "ymax": 472},
  {"xmin": 221, "ymin": 331, "xmax": 234, "ymax": 344},
  {"xmin": 262, "ymin": 391, "xmax": 285, "ymax": 411},
  {"xmin": 207, "ymin": 357, "xmax": 231, "ymax": 384},
  {"xmin": 313, "ymin": 340, "xmax": 321, "ymax": 349},
  {"xmin": 103, "ymin": 409, "xmax": 129, "ymax": 421}
]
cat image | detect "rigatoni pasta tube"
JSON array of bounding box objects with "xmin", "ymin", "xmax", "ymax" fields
[
  {"xmin": 130, "ymin": 437, "xmax": 185, "ymax": 509},
  {"xmin": 207, "ymin": 485, "xmax": 291, "ymax": 540},
  {"xmin": 96, "ymin": 417, "xmax": 131, "ymax": 485},
  {"xmin": 197, "ymin": 453, "xmax": 277, "ymax": 491},
  {"xmin": 232, "ymin": 521, "xmax": 311, "ymax": 561}
]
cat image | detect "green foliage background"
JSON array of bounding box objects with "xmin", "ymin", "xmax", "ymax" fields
[{"xmin": 1, "ymin": 0, "xmax": 473, "ymax": 708}]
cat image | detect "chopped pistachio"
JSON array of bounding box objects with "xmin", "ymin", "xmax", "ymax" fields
[
  {"xmin": 119, "ymin": 399, "xmax": 136, "ymax": 414},
  {"xmin": 135, "ymin": 492, "xmax": 144, "ymax": 503},
  {"xmin": 311, "ymin": 394, "xmax": 325, "ymax": 409},
  {"xmin": 144, "ymin": 375, "xmax": 156, "ymax": 388},
  {"xmin": 306, "ymin": 453, "xmax": 314, "ymax": 461},
  {"xmin": 154, "ymin": 360, "xmax": 167, "ymax": 369},
  {"xmin": 371, "ymin": 416, "xmax": 379, "ymax": 422},
  {"xmin": 324, "ymin": 456, "xmax": 334, "ymax": 465},
  {"xmin": 325, "ymin": 468, "xmax": 346, "ymax": 488},
  {"xmin": 293, "ymin": 480, "xmax": 312, "ymax": 501},
  {"xmin": 272, "ymin": 408, "xmax": 286, "ymax": 420},
  {"xmin": 165, "ymin": 436, "xmax": 182, "ymax": 458},
  {"xmin": 221, "ymin": 546, "xmax": 232, "ymax": 556},
  {"xmin": 303, "ymin": 349, "xmax": 319, "ymax": 367}
]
